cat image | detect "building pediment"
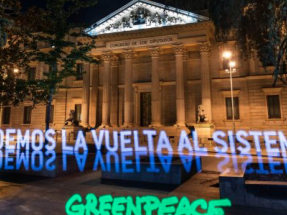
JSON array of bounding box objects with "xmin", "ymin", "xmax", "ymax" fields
[{"xmin": 85, "ymin": 0, "xmax": 209, "ymax": 36}]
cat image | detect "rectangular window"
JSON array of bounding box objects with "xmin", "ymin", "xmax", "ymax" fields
[
  {"xmin": 75, "ymin": 104, "xmax": 82, "ymax": 122},
  {"xmin": 46, "ymin": 105, "xmax": 54, "ymax": 123},
  {"xmin": 226, "ymin": 97, "xmax": 240, "ymax": 120},
  {"xmin": 76, "ymin": 63, "xmax": 83, "ymax": 80},
  {"xmin": 23, "ymin": 106, "xmax": 32, "ymax": 124},
  {"xmin": 2, "ymin": 107, "xmax": 11, "ymax": 125},
  {"xmin": 28, "ymin": 67, "xmax": 36, "ymax": 81},
  {"xmin": 267, "ymin": 95, "xmax": 281, "ymax": 119}
]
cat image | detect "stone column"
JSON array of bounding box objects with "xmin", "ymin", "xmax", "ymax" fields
[
  {"xmin": 173, "ymin": 44, "xmax": 186, "ymax": 127},
  {"xmin": 110, "ymin": 55, "xmax": 119, "ymax": 127},
  {"xmin": 199, "ymin": 42, "xmax": 212, "ymax": 122},
  {"xmin": 90, "ymin": 63, "xmax": 99, "ymax": 127},
  {"xmin": 183, "ymin": 51, "xmax": 189, "ymax": 122},
  {"xmin": 134, "ymin": 87, "xmax": 140, "ymax": 127},
  {"xmin": 81, "ymin": 63, "xmax": 91, "ymax": 127},
  {"xmin": 101, "ymin": 52, "xmax": 112, "ymax": 127},
  {"xmin": 149, "ymin": 47, "xmax": 162, "ymax": 127},
  {"xmin": 123, "ymin": 49, "xmax": 134, "ymax": 127}
]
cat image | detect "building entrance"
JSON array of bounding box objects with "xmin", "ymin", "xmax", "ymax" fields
[{"xmin": 140, "ymin": 92, "xmax": 152, "ymax": 126}]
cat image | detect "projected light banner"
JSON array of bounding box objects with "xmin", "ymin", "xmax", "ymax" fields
[
  {"xmin": 0, "ymin": 129, "xmax": 287, "ymax": 174},
  {"xmin": 1, "ymin": 129, "xmax": 287, "ymax": 154}
]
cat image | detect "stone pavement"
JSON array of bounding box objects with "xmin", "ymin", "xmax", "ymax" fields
[{"xmin": 0, "ymin": 169, "xmax": 286, "ymax": 215}]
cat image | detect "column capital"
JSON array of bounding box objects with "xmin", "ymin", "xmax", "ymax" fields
[
  {"xmin": 149, "ymin": 46, "xmax": 162, "ymax": 58},
  {"xmin": 198, "ymin": 42, "xmax": 211, "ymax": 54},
  {"xmin": 173, "ymin": 44, "xmax": 186, "ymax": 56},
  {"xmin": 111, "ymin": 55, "xmax": 119, "ymax": 67},
  {"xmin": 102, "ymin": 52, "xmax": 112, "ymax": 62},
  {"xmin": 123, "ymin": 49, "xmax": 134, "ymax": 59}
]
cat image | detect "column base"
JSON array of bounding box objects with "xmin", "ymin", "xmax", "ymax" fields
[
  {"xmin": 99, "ymin": 124, "xmax": 111, "ymax": 129},
  {"xmin": 80, "ymin": 123, "xmax": 90, "ymax": 128},
  {"xmin": 149, "ymin": 123, "xmax": 162, "ymax": 129},
  {"xmin": 174, "ymin": 123, "xmax": 186, "ymax": 129},
  {"xmin": 122, "ymin": 123, "xmax": 134, "ymax": 129}
]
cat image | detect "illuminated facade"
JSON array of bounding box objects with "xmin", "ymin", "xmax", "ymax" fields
[{"xmin": 2, "ymin": 0, "xmax": 287, "ymax": 142}]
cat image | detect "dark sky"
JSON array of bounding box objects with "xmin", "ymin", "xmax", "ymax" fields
[
  {"xmin": 20, "ymin": 0, "xmax": 132, "ymax": 27},
  {"xmin": 19, "ymin": 0, "xmax": 180, "ymax": 27}
]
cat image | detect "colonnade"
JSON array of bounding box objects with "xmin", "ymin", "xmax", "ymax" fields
[{"xmin": 81, "ymin": 42, "xmax": 212, "ymax": 128}]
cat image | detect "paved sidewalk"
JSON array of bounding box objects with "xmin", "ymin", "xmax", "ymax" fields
[{"xmin": 0, "ymin": 170, "xmax": 286, "ymax": 215}]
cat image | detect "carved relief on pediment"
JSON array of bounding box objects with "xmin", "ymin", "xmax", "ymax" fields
[
  {"xmin": 85, "ymin": 0, "xmax": 209, "ymax": 36},
  {"xmin": 98, "ymin": 7, "xmax": 185, "ymax": 35}
]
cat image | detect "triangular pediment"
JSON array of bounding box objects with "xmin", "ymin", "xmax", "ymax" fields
[{"xmin": 85, "ymin": 0, "xmax": 209, "ymax": 36}]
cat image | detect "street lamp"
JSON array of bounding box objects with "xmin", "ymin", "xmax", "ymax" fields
[
  {"xmin": 222, "ymin": 51, "xmax": 232, "ymax": 59},
  {"xmin": 223, "ymin": 51, "xmax": 237, "ymax": 139},
  {"xmin": 13, "ymin": 68, "xmax": 19, "ymax": 73}
]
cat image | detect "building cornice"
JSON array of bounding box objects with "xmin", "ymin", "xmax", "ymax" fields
[
  {"xmin": 94, "ymin": 21, "xmax": 212, "ymax": 42},
  {"xmin": 212, "ymin": 74, "xmax": 276, "ymax": 82}
]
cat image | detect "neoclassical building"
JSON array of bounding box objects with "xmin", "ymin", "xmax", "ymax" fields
[{"xmin": 2, "ymin": 0, "xmax": 287, "ymax": 141}]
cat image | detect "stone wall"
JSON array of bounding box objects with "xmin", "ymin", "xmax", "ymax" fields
[{"xmin": 2, "ymin": 23, "xmax": 287, "ymax": 138}]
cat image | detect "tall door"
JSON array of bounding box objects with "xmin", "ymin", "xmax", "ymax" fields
[{"xmin": 140, "ymin": 92, "xmax": 152, "ymax": 127}]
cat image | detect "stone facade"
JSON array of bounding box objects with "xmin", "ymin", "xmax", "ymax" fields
[{"xmin": 2, "ymin": 1, "xmax": 287, "ymax": 143}]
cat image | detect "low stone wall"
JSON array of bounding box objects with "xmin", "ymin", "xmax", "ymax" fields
[
  {"xmin": 102, "ymin": 155, "xmax": 201, "ymax": 185},
  {"xmin": 220, "ymin": 163, "xmax": 287, "ymax": 210}
]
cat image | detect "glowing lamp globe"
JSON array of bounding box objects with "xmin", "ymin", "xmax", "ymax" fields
[
  {"xmin": 229, "ymin": 61, "xmax": 236, "ymax": 68},
  {"xmin": 222, "ymin": 51, "xmax": 232, "ymax": 59}
]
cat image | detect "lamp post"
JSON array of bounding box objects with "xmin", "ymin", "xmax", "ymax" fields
[{"xmin": 223, "ymin": 51, "xmax": 237, "ymax": 137}]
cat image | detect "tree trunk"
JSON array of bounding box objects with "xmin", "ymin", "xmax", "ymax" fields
[
  {"xmin": 0, "ymin": 105, "xmax": 2, "ymax": 129},
  {"xmin": 274, "ymin": 36, "xmax": 287, "ymax": 86},
  {"xmin": 45, "ymin": 62, "xmax": 57, "ymax": 145},
  {"xmin": 45, "ymin": 88, "xmax": 54, "ymax": 144}
]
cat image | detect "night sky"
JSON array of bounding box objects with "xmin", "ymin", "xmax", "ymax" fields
[{"xmin": 20, "ymin": 0, "xmax": 180, "ymax": 27}]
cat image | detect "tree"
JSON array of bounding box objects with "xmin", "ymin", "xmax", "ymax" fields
[
  {"xmin": 0, "ymin": 0, "xmax": 40, "ymax": 126},
  {"xmin": 162, "ymin": 0, "xmax": 287, "ymax": 86},
  {"xmin": 0, "ymin": 0, "xmax": 19, "ymax": 47},
  {"xmin": 29, "ymin": 0, "xmax": 98, "ymax": 135},
  {"xmin": 207, "ymin": 0, "xmax": 287, "ymax": 86},
  {"xmin": 1, "ymin": 0, "xmax": 99, "ymax": 138}
]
